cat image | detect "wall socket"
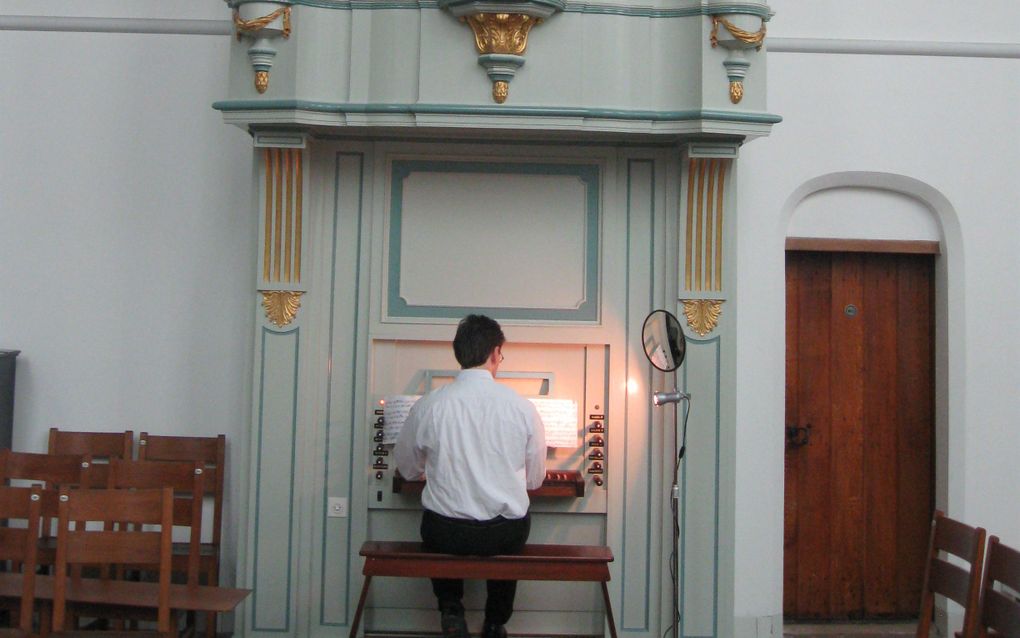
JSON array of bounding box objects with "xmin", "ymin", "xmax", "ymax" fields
[{"xmin": 327, "ymin": 497, "xmax": 348, "ymax": 518}]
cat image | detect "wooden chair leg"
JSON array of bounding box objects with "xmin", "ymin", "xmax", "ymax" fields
[
  {"xmin": 348, "ymin": 576, "xmax": 372, "ymax": 638},
  {"xmin": 601, "ymin": 581, "xmax": 618, "ymax": 638},
  {"xmin": 204, "ymin": 611, "xmax": 216, "ymax": 638}
]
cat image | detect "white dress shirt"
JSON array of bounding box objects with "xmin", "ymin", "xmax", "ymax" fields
[{"xmin": 394, "ymin": 368, "xmax": 547, "ymax": 521}]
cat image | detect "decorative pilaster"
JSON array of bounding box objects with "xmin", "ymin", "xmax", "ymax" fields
[
  {"xmin": 680, "ymin": 144, "xmax": 737, "ymax": 336},
  {"xmin": 440, "ymin": 0, "xmax": 563, "ymax": 103},
  {"xmin": 232, "ymin": 1, "xmax": 292, "ymax": 94},
  {"xmin": 256, "ymin": 136, "xmax": 307, "ymax": 328}
]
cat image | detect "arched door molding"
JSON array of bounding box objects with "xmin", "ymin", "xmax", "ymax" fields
[{"xmin": 780, "ymin": 170, "xmax": 967, "ymax": 523}]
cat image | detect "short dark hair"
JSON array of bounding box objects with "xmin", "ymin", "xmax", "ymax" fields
[{"xmin": 453, "ymin": 314, "xmax": 505, "ymax": 369}]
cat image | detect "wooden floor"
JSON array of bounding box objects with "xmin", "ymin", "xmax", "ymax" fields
[{"xmin": 784, "ymin": 622, "xmax": 916, "ymax": 638}]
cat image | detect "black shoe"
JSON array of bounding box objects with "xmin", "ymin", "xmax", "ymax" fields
[
  {"xmin": 441, "ymin": 612, "xmax": 469, "ymax": 638},
  {"xmin": 481, "ymin": 621, "xmax": 508, "ymax": 638}
]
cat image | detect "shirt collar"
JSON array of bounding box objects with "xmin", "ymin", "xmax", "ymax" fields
[{"xmin": 457, "ymin": 368, "xmax": 494, "ymax": 382}]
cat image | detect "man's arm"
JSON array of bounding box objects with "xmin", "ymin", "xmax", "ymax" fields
[
  {"xmin": 394, "ymin": 404, "xmax": 427, "ymax": 480},
  {"xmin": 524, "ymin": 404, "xmax": 547, "ymax": 490}
]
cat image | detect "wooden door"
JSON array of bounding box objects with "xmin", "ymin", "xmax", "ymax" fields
[{"xmin": 784, "ymin": 250, "xmax": 934, "ymax": 620}]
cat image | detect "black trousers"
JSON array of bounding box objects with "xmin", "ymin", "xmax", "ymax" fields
[{"xmin": 420, "ymin": 509, "xmax": 531, "ymax": 625}]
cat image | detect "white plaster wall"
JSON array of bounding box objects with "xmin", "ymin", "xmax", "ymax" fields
[
  {"xmin": 0, "ymin": 0, "xmax": 254, "ymax": 594},
  {"xmin": 734, "ymin": 1, "xmax": 1020, "ymax": 632}
]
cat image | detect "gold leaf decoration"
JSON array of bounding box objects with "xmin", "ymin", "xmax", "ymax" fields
[
  {"xmin": 260, "ymin": 290, "xmax": 304, "ymax": 328},
  {"xmin": 464, "ymin": 13, "xmax": 539, "ymax": 55},
  {"xmin": 729, "ymin": 80, "xmax": 744, "ymax": 103},
  {"xmin": 681, "ymin": 299, "xmax": 724, "ymax": 336}
]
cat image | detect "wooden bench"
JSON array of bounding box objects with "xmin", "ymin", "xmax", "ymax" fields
[
  {"xmin": 351, "ymin": 541, "xmax": 617, "ymax": 638},
  {"xmin": 0, "ymin": 572, "xmax": 250, "ymax": 613}
]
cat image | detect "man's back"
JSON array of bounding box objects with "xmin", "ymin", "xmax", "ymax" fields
[{"xmin": 395, "ymin": 369, "xmax": 545, "ymax": 521}]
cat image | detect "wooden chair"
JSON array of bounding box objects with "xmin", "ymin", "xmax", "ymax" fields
[
  {"xmin": 972, "ymin": 536, "xmax": 1020, "ymax": 638},
  {"xmin": 48, "ymin": 429, "xmax": 133, "ymax": 487},
  {"xmin": 0, "ymin": 485, "xmax": 43, "ymax": 638},
  {"xmin": 51, "ymin": 487, "xmax": 176, "ymax": 638},
  {"xmin": 0, "ymin": 449, "xmax": 92, "ymax": 575},
  {"xmin": 916, "ymin": 510, "xmax": 986, "ymax": 638},
  {"xmin": 107, "ymin": 460, "xmax": 205, "ymax": 583},
  {"xmin": 137, "ymin": 433, "xmax": 225, "ymax": 638},
  {"xmin": 0, "ymin": 449, "xmax": 92, "ymax": 489}
]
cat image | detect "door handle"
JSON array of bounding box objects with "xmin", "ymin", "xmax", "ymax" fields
[{"xmin": 785, "ymin": 424, "xmax": 812, "ymax": 448}]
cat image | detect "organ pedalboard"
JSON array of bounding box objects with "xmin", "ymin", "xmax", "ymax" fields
[{"xmin": 371, "ymin": 407, "xmax": 607, "ymax": 497}]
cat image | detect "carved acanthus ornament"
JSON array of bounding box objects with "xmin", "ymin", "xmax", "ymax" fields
[
  {"xmin": 465, "ymin": 13, "xmax": 538, "ymax": 55},
  {"xmin": 681, "ymin": 299, "xmax": 724, "ymax": 337},
  {"xmin": 260, "ymin": 291, "xmax": 304, "ymax": 328},
  {"xmin": 441, "ymin": 1, "xmax": 562, "ymax": 104}
]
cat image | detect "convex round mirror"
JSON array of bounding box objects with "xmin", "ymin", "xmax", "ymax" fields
[{"xmin": 642, "ymin": 309, "xmax": 686, "ymax": 372}]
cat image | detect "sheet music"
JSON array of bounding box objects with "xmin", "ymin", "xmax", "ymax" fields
[
  {"xmin": 382, "ymin": 395, "xmax": 421, "ymax": 444},
  {"xmin": 529, "ymin": 398, "xmax": 579, "ymax": 448}
]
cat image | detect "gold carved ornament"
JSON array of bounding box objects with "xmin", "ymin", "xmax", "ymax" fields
[
  {"xmin": 261, "ymin": 291, "xmax": 304, "ymax": 328},
  {"xmin": 233, "ymin": 6, "xmax": 292, "ymax": 40},
  {"xmin": 729, "ymin": 82, "xmax": 743, "ymax": 103},
  {"xmin": 463, "ymin": 13, "xmax": 540, "ymax": 104},
  {"xmin": 710, "ymin": 16, "xmax": 766, "ymax": 51},
  {"xmin": 681, "ymin": 299, "xmax": 724, "ymax": 337},
  {"xmin": 464, "ymin": 13, "xmax": 538, "ymax": 55}
]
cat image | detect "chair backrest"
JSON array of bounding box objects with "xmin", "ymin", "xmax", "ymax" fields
[
  {"xmin": 0, "ymin": 485, "xmax": 42, "ymax": 633},
  {"xmin": 53, "ymin": 487, "xmax": 174, "ymax": 635},
  {"xmin": 138, "ymin": 433, "xmax": 225, "ymax": 550},
  {"xmin": 48, "ymin": 428, "xmax": 133, "ymax": 486},
  {"xmin": 975, "ymin": 536, "xmax": 1020, "ymax": 638},
  {"xmin": 107, "ymin": 458, "xmax": 205, "ymax": 585},
  {"xmin": 0, "ymin": 448, "xmax": 92, "ymax": 488},
  {"xmin": 916, "ymin": 510, "xmax": 986, "ymax": 638}
]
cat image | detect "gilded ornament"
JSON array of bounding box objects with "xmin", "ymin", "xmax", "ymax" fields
[
  {"xmin": 464, "ymin": 13, "xmax": 539, "ymax": 55},
  {"xmin": 729, "ymin": 80, "xmax": 743, "ymax": 103},
  {"xmin": 234, "ymin": 6, "xmax": 292, "ymax": 40},
  {"xmin": 492, "ymin": 80, "xmax": 509, "ymax": 103},
  {"xmin": 255, "ymin": 70, "xmax": 270, "ymax": 94},
  {"xmin": 260, "ymin": 290, "xmax": 304, "ymax": 328},
  {"xmin": 681, "ymin": 299, "xmax": 724, "ymax": 337},
  {"xmin": 710, "ymin": 16, "xmax": 766, "ymax": 51}
]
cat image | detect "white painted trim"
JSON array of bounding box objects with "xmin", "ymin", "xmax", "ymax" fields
[
  {"xmin": 0, "ymin": 15, "xmax": 231, "ymax": 36},
  {"xmin": 770, "ymin": 37, "xmax": 1020, "ymax": 59}
]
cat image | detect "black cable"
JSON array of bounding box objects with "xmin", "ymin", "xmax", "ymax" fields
[{"xmin": 663, "ymin": 397, "xmax": 691, "ymax": 638}]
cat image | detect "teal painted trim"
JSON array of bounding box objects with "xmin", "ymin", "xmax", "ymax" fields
[
  {"xmin": 319, "ymin": 152, "xmax": 367, "ymax": 628},
  {"xmin": 387, "ymin": 159, "xmax": 600, "ymax": 321},
  {"xmin": 679, "ymin": 334, "xmax": 720, "ymax": 638},
  {"xmin": 231, "ymin": 0, "xmax": 772, "ymax": 19},
  {"xmin": 440, "ymin": 0, "xmax": 566, "ymax": 11},
  {"xmin": 212, "ymin": 100, "xmax": 783, "ymax": 125},
  {"xmin": 621, "ymin": 159, "xmax": 656, "ymax": 631},
  {"xmin": 252, "ymin": 326, "xmax": 300, "ymax": 633}
]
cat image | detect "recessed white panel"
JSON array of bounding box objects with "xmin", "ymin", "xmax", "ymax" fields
[
  {"xmin": 397, "ymin": 171, "xmax": 588, "ymax": 310},
  {"xmin": 788, "ymin": 186, "xmax": 940, "ymax": 241}
]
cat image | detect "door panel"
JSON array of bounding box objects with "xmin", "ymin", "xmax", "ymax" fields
[{"xmin": 784, "ymin": 251, "xmax": 934, "ymax": 620}]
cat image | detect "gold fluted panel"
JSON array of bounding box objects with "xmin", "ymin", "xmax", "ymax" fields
[
  {"xmin": 464, "ymin": 13, "xmax": 540, "ymax": 55},
  {"xmin": 261, "ymin": 148, "xmax": 303, "ymax": 285},
  {"xmin": 260, "ymin": 148, "xmax": 305, "ymax": 327},
  {"xmin": 684, "ymin": 158, "xmax": 730, "ymax": 292}
]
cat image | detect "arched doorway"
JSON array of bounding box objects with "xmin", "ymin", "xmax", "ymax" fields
[{"xmin": 781, "ymin": 179, "xmax": 948, "ymax": 621}]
